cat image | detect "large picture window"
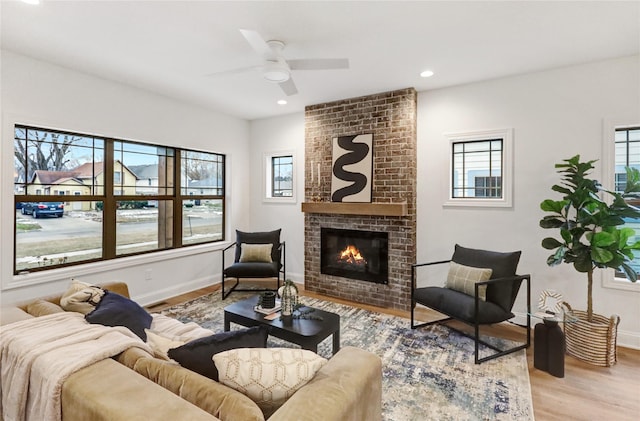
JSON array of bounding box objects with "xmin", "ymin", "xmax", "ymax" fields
[{"xmin": 13, "ymin": 125, "xmax": 225, "ymax": 274}]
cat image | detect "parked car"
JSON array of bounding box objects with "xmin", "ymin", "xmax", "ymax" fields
[{"xmin": 21, "ymin": 202, "xmax": 65, "ymax": 218}]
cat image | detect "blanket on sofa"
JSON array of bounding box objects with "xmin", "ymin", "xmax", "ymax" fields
[{"xmin": 0, "ymin": 312, "xmax": 152, "ymax": 421}]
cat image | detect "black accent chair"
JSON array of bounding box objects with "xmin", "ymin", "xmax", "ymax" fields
[
  {"xmin": 221, "ymin": 229, "xmax": 285, "ymax": 300},
  {"xmin": 411, "ymin": 244, "xmax": 531, "ymax": 364}
]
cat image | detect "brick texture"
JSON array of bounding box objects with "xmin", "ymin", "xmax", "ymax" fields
[{"xmin": 304, "ymin": 88, "xmax": 417, "ymax": 311}]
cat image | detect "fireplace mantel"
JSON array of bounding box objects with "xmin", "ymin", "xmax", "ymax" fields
[{"xmin": 301, "ymin": 201, "xmax": 408, "ymax": 217}]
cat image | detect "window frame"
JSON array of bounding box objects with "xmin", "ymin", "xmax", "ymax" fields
[
  {"xmin": 443, "ymin": 128, "xmax": 513, "ymax": 208},
  {"xmin": 263, "ymin": 151, "xmax": 296, "ymax": 203},
  {"xmin": 12, "ymin": 124, "xmax": 226, "ymax": 275},
  {"xmin": 601, "ymin": 117, "xmax": 640, "ymax": 292}
]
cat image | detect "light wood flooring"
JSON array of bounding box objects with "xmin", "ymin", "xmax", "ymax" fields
[{"xmin": 149, "ymin": 282, "xmax": 640, "ymax": 421}]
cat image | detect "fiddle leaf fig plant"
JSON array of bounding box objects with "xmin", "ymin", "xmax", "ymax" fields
[{"xmin": 540, "ymin": 155, "xmax": 640, "ymax": 321}]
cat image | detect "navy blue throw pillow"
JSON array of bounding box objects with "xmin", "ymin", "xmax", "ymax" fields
[
  {"xmin": 168, "ymin": 326, "xmax": 268, "ymax": 381},
  {"xmin": 85, "ymin": 290, "xmax": 152, "ymax": 341}
]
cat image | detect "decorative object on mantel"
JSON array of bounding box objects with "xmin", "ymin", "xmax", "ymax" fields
[
  {"xmin": 331, "ymin": 133, "xmax": 373, "ymax": 202},
  {"xmin": 278, "ymin": 279, "xmax": 299, "ymax": 317},
  {"xmin": 540, "ymin": 155, "xmax": 640, "ymax": 367}
]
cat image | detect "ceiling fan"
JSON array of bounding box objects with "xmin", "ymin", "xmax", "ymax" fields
[{"xmin": 208, "ymin": 29, "xmax": 349, "ymax": 96}]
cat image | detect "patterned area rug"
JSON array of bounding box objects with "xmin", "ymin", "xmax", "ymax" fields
[{"xmin": 161, "ymin": 291, "xmax": 534, "ymax": 421}]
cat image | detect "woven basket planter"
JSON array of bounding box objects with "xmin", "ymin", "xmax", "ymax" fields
[{"xmin": 563, "ymin": 302, "xmax": 620, "ymax": 367}]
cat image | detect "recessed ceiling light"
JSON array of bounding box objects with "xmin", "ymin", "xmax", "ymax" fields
[
  {"xmin": 420, "ymin": 70, "xmax": 435, "ymax": 78},
  {"xmin": 20, "ymin": 0, "xmax": 41, "ymax": 4},
  {"xmin": 277, "ymin": 100, "xmax": 287, "ymax": 105}
]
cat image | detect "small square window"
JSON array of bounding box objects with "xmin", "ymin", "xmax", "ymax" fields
[{"xmin": 444, "ymin": 128, "xmax": 513, "ymax": 208}]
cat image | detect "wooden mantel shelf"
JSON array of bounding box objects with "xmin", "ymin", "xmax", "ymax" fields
[{"xmin": 301, "ymin": 201, "xmax": 408, "ymax": 217}]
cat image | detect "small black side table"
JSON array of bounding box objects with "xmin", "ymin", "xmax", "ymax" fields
[{"xmin": 534, "ymin": 317, "xmax": 566, "ymax": 378}]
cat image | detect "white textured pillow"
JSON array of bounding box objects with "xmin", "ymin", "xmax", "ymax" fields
[
  {"xmin": 213, "ymin": 348, "xmax": 327, "ymax": 417},
  {"xmin": 145, "ymin": 329, "xmax": 186, "ymax": 361},
  {"xmin": 445, "ymin": 262, "xmax": 492, "ymax": 301},
  {"xmin": 239, "ymin": 243, "xmax": 273, "ymax": 263},
  {"xmin": 60, "ymin": 279, "xmax": 105, "ymax": 314}
]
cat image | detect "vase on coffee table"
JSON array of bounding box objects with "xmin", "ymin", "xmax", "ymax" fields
[{"xmin": 279, "ymin": 279, "xmax": 298, "ymax": 317}]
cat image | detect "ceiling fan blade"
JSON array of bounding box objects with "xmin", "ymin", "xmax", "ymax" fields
[
  {"xmin": 205, "ymin": 65, "xmax": 261, "ymax": 78},
  {"xmin": 287, "ymin": 58, "xmax": 349, "ymax": 70},
  {"xmin": 239, "ymin": 29, "xmax": 275, "ymax": 60},
  {"xmin": 279, "ymin": 78, "xmax": 298, "ymax": 96}
]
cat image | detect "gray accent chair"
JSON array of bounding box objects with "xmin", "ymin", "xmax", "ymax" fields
[
  {"xmin": 221, "ymin": 229, "xmax": 285, "ymax": 299},
  {"xmin": 411, "ymin": 244, "xmax": 531, "ymax": 364}
]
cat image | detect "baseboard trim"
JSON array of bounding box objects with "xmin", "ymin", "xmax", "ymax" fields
[{"xmin": 135, "ymin": 275, "xmax": 217, "ymax": 307}]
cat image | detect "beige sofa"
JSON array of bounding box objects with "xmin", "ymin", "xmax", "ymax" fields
[{"xmin": 0, "ymin": 282, "xmax": 382, "ymax": 421}]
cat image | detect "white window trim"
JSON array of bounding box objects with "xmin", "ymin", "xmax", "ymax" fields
[
  {"xmin": 601, "ymin": 116, "xmax": 640, "ymax": 292},
  {"xmin": 263, "ymin": 150, "xmax": 296, "ymax": 203},
  {"xmin": 443, "ymin": 128, "xmax": 513, "ymax": 208}
]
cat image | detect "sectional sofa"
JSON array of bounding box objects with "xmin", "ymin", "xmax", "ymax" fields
[{"xmin": 0, "ymin": 282, "xmax": 382, "ymax": 421}]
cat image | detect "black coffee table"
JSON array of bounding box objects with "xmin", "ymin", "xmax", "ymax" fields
[{"xmin": 224, "ymin": 296, "xmax": 340, "ymax": 355}]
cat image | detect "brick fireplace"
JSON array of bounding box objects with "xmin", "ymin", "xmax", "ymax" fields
[{"xmin": 303, "ymin": 88, "xmax": 417, "ymax": 311}]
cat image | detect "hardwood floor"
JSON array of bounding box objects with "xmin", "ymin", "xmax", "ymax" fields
[{"xmin": 149, "ymin": 283, "xmax": 640, "ymax": 421}]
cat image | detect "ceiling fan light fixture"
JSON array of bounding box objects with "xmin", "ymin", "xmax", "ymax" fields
[{"xmin": 263, "ymin": 61, "xmax": 290, "ymax": 83}]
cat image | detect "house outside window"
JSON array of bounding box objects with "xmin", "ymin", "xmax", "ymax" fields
[
  {"xmin": 264, "ymin": 151, "xmax": 296, "ymax": 203},
  {"xmin": 13, "ymin": 125, "xmax": 225, "ymax": 274},
  {"xmin": 474, "ymin": 176, "xmax": 502, "ymax": 198},
  {"xmin": 444, "ymin": 128, "xmax": 513, "ymax": 208}
]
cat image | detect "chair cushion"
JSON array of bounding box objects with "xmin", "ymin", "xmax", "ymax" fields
[
  {"xmin": 452, "ymin": 244, "xmax": 521, "ymax": 311},
  {"xmin": 239, "ymin": 243, "xmax": 273, "ymax": 263},
  {"xmin": 224, "ymin": 262, "xmax": 279, "ymax": 278},
  {"xmin": 235, "ymin": 229, "xmax": 281, "ymax": 264},
  {"xmin": 445, "ymin": 262, "xmax": 492, "ymax": 301},
  {"xmin": 414, "ymin": 286, "xmax": 514, "ymax": 324}
]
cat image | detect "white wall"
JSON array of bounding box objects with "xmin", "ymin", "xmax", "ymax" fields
[
  {"xmin": 417, "ymin": 55, "xmax": 640, "ymax": 348},
  {"xmin": 0, "ymin": 50, "xmax": 251, "ymax": 306},
  {"xmin": 248, "ymin": 56, "xmax": 640, "ymax": 348},
  {"xmin": 248, "ymin": 113, "xmax": 305, "ymax": 282}
]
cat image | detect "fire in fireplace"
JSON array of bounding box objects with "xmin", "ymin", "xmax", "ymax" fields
[{"xmin": 320, "ymin": 227, "xmax": 388, "ymax": 284}]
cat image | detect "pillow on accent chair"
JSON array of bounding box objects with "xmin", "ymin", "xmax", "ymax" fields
[
  {"xmin": 451, "ymin": 244, "xmax": 522, "ymax": 311},
  {"xmin": 167, "ymin": 326, "xmax": 268, "ymax": 381},
  {"xmin": 444, "ymin": 261, "xmax": 492, "ymax": 301},
  {"xmin": 239, "ymin": 243, "xmax": 273, "ymax": 263},
  {"xmin": 213, "ymin": 348, "xmax": 328, "ymax": 417},
  {"xmin": 85, "ymin": 291, "xmax": 152, "ymax": 341},
  {"xmin": 235, "ymin": 229, "xmax": 282, "ymax": 264}
]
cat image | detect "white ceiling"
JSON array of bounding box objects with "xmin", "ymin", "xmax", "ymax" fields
[{"xmin": 2, "ymin": 1, "xmax": 639, "ymax": 121}]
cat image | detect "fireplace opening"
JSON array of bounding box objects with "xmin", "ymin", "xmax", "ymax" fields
[{"xmin": 321, "ymin": 228, "xmax": 388, "ymax": 284}]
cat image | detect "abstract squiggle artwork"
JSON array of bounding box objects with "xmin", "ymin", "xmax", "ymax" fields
[{"xmin": 331, "ymin": 134, "xmax": 373, "ymax": 202}]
